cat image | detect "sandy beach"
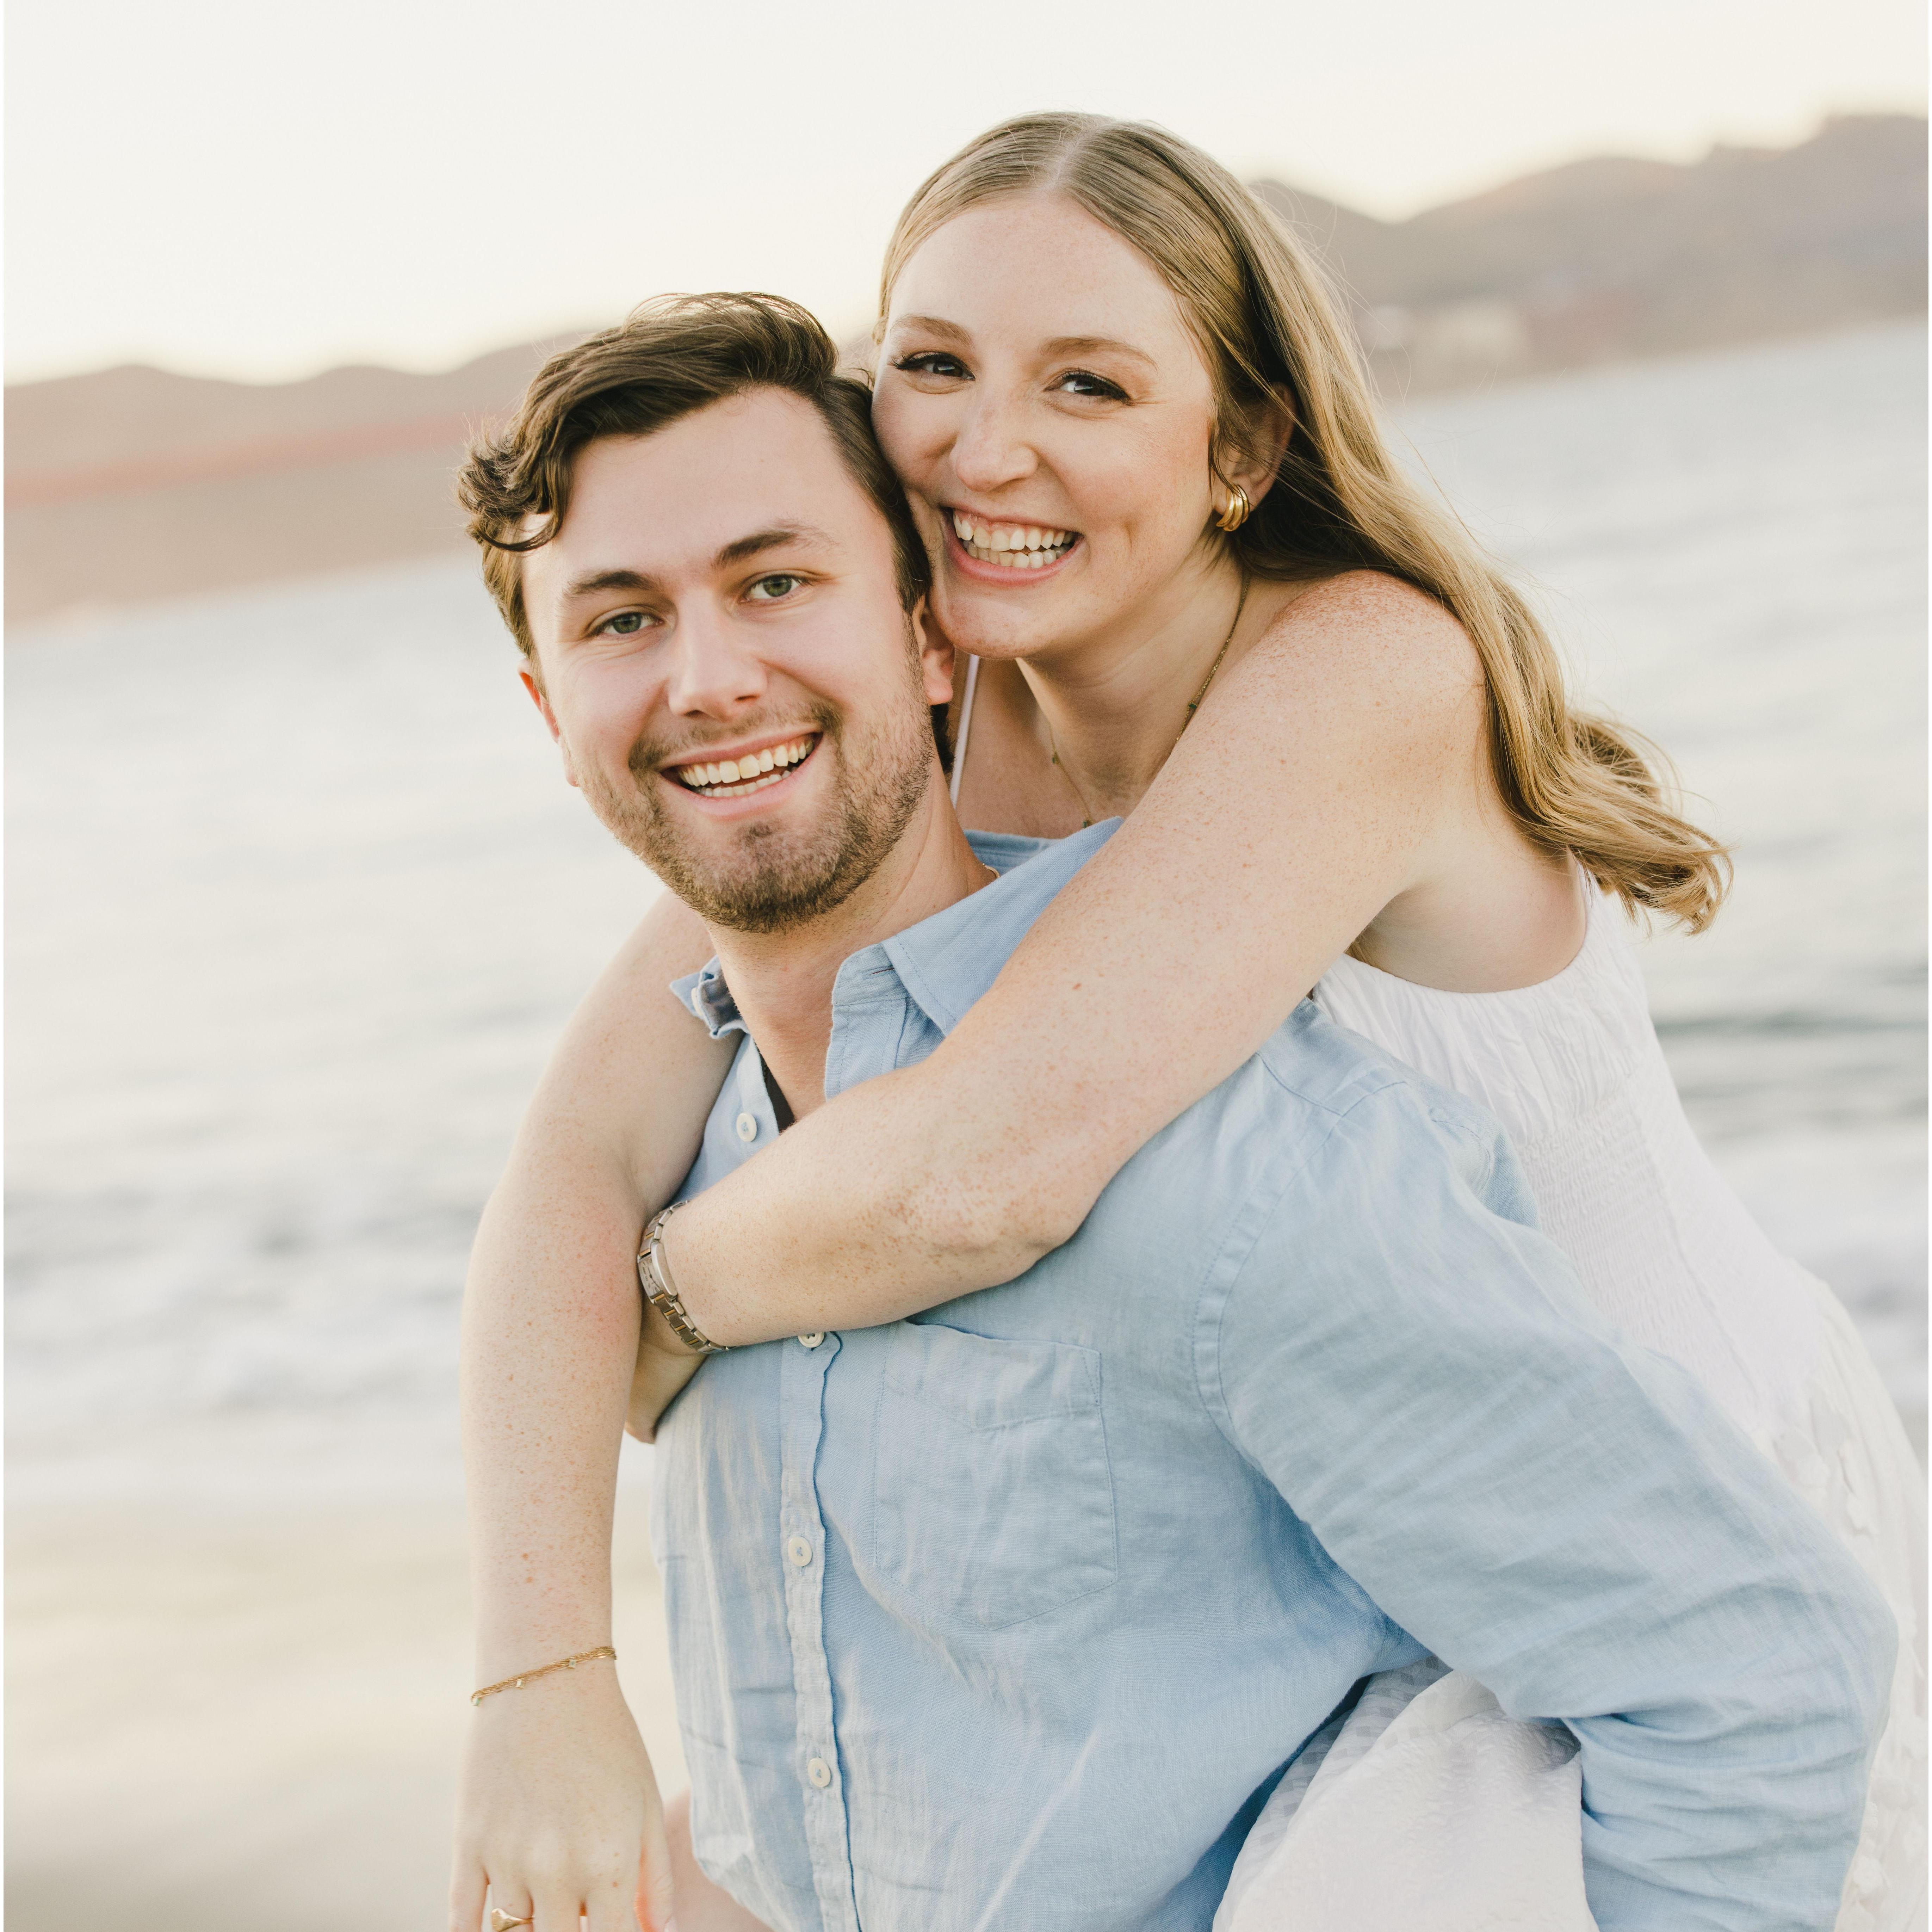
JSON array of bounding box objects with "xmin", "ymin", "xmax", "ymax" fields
[{"xmin": 7, "ymin": 1494, "xmax": 685, "ymax": 1932}]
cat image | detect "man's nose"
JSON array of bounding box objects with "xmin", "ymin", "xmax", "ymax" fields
[
  {"xmin": 948, "ymin": 384, "xmax": 1040, "ymax": 496},
  {"xmin": 662, "ymin": 610, "xmax": 770, "ymax": 718}
]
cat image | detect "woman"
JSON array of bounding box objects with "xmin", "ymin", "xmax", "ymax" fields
[{"xmin": 455, "ymin": 115, "xmax": 1924, "ymax": 1932}]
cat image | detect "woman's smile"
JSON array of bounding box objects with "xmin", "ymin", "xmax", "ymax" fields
[{"xmin": 943, "ymin": 507, "xmax": 1083, "ymax": 584}]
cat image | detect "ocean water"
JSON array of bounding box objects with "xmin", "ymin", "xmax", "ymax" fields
[{"xmin": 7, "ymin": 322, "xmax": 1925, "ymax": 1501}]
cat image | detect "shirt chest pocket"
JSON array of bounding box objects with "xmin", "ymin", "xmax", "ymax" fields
[{"xmin": 871, "ymin": 1322, "xmax": 1118, "ymax": 1631}]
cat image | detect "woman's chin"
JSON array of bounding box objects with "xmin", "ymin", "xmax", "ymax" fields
[
  {"xmin": 935, "ymin": 611, "xmax": 1057, "ymax": 662},
  {"xmin": 935, "ymin": 574, "xmax": 1094, "ymax": 661}
]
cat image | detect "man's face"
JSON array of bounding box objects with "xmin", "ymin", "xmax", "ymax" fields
[{"xmin": 520, "ymin": 388, "xmax": 952, "ymax": 933}]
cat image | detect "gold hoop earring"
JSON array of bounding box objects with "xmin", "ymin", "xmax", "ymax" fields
[{"xmin": 1216, "ymin": 484, "xmax": 1251, "ymax": 533}]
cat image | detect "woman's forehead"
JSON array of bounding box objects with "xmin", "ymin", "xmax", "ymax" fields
[{"xmin": 888, "ymin": 193, "xmax": 1195, "ymax": 357}]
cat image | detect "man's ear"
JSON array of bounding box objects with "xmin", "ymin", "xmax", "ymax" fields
[
  {"xmin": 1218, "ymin": 395, "xmax": 1295, "ymax": 514},
  {"xmin": 909, "ymin": 596, "xmax": 955, "ymax": 707},
  {"xmin": 519, "ymin": 665, "xmax": 581, "ymax": 789}
]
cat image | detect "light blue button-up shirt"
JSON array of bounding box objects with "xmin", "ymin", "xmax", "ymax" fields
[{"xmin": 652, "ymin": 826, "xmax": 1890, "ymax": 1932}]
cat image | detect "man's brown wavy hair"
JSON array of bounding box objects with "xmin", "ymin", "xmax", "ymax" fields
[{"xmin": 457, "ymin": 291, "xmax": 931, "ymax": 667}]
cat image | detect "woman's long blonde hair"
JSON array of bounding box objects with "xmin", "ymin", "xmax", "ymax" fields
[{"xmin": 880, "ymin": 113, "xmax": 1729, "ymax": 930}]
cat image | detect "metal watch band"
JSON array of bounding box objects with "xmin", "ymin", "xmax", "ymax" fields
[{"xmin": 637, "ymin": 1203, "xmax": 730, "ymax": 1356}]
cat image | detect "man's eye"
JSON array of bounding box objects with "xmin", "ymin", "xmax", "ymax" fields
[
  {"xmin": 1053, "ymin": 369, "xmax": 1128, "ymax": 401},
  {"xmin": 892, "ymin": 351, "xmax": 971, "ymax": 381},
  {"xmin": 746, "ymin": 574, "xmax": 805, "ymax": 603},
  {"xmin": 594, "ymin": 610, "xmax": 651, "ymax": 635}
]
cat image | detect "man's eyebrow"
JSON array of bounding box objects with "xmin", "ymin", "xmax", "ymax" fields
[
  {"xmin": 556, "ymin": 528, "xmax": 829, "ymax": 601},
  {"xmin": 715, "ymin": 524, "xmax": 836, "ymax": 568},
  {"xmin": 561, "ymin": 566, "xmax": 657, "ymax": 602}
]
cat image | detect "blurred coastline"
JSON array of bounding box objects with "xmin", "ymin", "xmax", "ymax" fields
[
  {"xmin": 7, "ymin": 253, "xmax": 1926, "ymax": 1932},
  {"xmin": 6, "ymin": 114, "xmax": 1923, "ymax": 627}
]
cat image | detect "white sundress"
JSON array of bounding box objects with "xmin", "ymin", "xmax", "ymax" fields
[{"xmin": 1213, "ymin": 882, "xmax": 1925, "ymax": 1932}]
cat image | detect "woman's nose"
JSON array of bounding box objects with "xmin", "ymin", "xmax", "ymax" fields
[{"xmin": 948, "ymin": 388, "xmax": 1040, "ymax": 495}]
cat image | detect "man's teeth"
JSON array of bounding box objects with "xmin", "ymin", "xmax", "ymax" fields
[
  {"xmin": 950, "ymin": 512, "xmax": 1077, "ymax": 569},
  {"xmin": 674, "ymin": 734, "xmax": 817, "ymax": 797}
]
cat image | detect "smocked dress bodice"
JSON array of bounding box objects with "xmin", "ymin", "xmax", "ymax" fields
[{"xmin": 1313, "ymin": 883, "xmax": 1823, "ymax": 1441}]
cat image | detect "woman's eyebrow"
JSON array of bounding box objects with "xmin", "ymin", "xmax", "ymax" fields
[
  {"xmin": 1042, "ymin": 334, "xmax": 1156, "ymax": 370},
  {"xmin": 888, "ymin": 316, "xmax": 1154, "ymax": 373},
  {"xmin": 888, "ymin": 314, "xmax": 970, "ymax": 343}
]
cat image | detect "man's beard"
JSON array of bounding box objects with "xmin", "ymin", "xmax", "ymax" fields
[{"xmin": 580, "ymin": 680, "xmax": 934, "ymax": 936}]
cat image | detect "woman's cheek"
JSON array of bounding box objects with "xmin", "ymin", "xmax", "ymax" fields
[{"xmin": 871, "ymin": 393, "xmax": 943, "ymax": 497}]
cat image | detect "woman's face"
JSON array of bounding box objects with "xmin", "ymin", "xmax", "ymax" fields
[{"xmin": 873, "ymin": 193, "xmax": 1229, "ymax": 663}]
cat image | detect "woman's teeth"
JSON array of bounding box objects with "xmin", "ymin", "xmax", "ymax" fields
[
  {"xmin": 951, "ymin": 513, "xmax": 1076, "ymax": 570},
  {"xmin": 674, "ymin": 734, "xmax": 817, "ymax": 798}
]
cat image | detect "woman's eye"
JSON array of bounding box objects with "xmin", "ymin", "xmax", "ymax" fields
[
  {"xmin": 892, "ymin": 351, "xmax": 971, "ymax": 381},
  {"xmin": 595, "ymin": 610, "xmax": 650, "ymax": 636},
  {"xmin": 1053, "ymin": 369, "xmax": 1128, "ymax": 401},
  {"xmin": 746, "ymin": 574, "xmax": 806, "ymax": 603}
]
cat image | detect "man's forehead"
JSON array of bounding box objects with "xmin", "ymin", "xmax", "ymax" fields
[{"xmin": 540, "ymin": 389, "xmax": 861, "ymax": 569}]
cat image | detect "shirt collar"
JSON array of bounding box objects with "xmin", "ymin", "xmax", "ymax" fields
[
  {"xmin": 881, "ymin": 822, "xmax": 1117, "ymax": 1033},
  {"xmin": 669, "ymin": 821, "xmax": 1120, "ymax": 1041}
]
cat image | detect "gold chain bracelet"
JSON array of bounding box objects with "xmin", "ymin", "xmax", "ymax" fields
[{"xmin": 470, "ymin": 1646, "xmax": 617, "ymax": 1706}]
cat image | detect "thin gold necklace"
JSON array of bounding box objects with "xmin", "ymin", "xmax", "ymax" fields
[{"xmin": 1048, "ymin": 577, "xmax": 1250, "ymax": 829}]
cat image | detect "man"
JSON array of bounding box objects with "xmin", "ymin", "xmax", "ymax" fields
[{"xmin": 451, "ymin": 293, "xmax": 1891, "ymax": 1932}]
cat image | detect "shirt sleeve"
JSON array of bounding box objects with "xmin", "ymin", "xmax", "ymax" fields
[{"xmin": 1198, "ymin": 1082, "xmax": 1894, "ymax": 1932}]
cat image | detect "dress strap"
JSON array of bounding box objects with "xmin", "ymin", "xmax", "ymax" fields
[{"xmin": 948, "ymin": 654, "xmax": 981, "ymax": 808}]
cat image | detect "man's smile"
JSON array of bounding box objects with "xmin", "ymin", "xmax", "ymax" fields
[{"xmin": 668, "ymin": 730, "xmax": 822, "ymax": 800}]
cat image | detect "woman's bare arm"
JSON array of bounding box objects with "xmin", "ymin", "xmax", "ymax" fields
[
  {"xmin": 452, "ymin": 889, "xmax": 733, "ymax": 1931},
  {"xmin": 462, "ymin": 886, "xmax": 728, "ymax": 1674},
  {"xmin": 657, "ymin": 574, "xmax": 1500, "ymax": 1352}
]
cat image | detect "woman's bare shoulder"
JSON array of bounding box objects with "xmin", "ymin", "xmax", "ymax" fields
[
  {"xmin": 1253, "ymin": 570, "xmax": 1479, "ymax": 674},
  {"xmin": 1219, "ymin": 570, "xmax": 1484, "ymax": 742}
]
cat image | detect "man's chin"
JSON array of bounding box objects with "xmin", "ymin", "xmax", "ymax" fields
[
  {"xmin": 660, "ymin": 851, "xmax": 868, "ymax": 935},
  {"xmin": 611, "ymin": 804, "xmax": 866, "ymax": 935}
]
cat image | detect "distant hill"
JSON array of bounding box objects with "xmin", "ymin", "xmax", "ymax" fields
[
  {"xmin": 7, "ymin": 115, "xmax": 1923, "ymax": 627},
  {"xmin": 5, "ymin": 342, "xmax": 571, "ymax": 625},
  {"xmin": 1256, "ymin": 112, "xmax": 1926, "ymax": 393}
]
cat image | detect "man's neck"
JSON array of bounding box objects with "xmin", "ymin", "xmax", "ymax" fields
[{"xmin": 704, "ymin": 776, "xmax": 994, "ymax": 1119}]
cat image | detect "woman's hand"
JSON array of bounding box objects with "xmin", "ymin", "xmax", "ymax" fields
[
  {"xmin": 449, "ymin": 1668, "xmax": 673, "ymax": 1932},
  {"xmin": 626, "ymin": 1301, "xmax": 705, "ymax": 1443}
]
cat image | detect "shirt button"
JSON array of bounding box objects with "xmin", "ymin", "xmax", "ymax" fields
[
  {"xmin": 735, "ymin": 1113, "xmax": 758, "ymax": 1143},
  {"xmin": 806, "ymin": 1756, "xmax": 832, "ymax": 1789},
  {"xmin": 786, "ymin": 1536, "xmax": 813, "ymax": 1567},
  {"xmin": 798, "ymin": 1332, "xmax": 825, "ymax": 1348}
]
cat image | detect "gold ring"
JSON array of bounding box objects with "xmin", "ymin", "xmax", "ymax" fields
[{"xmin": 490, "ymin": 1912, "xmax": 534, "ymax": 1931}]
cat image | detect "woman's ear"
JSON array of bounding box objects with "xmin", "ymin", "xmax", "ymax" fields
[{"xmin": 1219, "ymin": 395, "xmax": 1295, "ymax": 512}]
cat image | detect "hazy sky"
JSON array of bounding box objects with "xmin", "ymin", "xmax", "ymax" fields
[{"xmin": 7, "ymin": 0, "xmax": 1924, "ymax": 385}]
